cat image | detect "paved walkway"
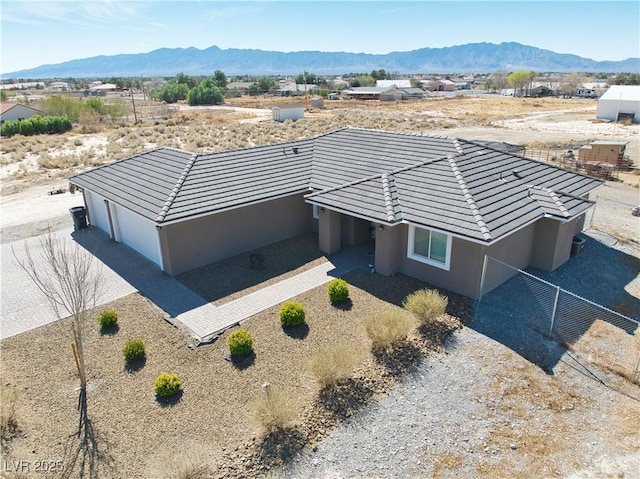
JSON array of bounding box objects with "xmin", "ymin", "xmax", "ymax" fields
[{"xmin": 2, "ymin": 226, "xmax": 367, "ymax": 343}]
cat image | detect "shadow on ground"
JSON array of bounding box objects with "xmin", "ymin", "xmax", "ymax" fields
[
  {"xmin": 472, "ymin": 235, "xmax": 639, "ymax": 374},
  {"xmin": 72, "ymin": 227, "xmax": 210, "ymax": 317}
]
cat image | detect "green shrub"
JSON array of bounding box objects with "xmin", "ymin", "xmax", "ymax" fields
[
  {"xmin": 306, "ymin": 345, "xmax": 363, "ymax": 389},
  {"xmin": 279, "ymin": 301, "xmax": 305, "ymax": 327},
  {"xmin": 403, "ymin": 288, "xmax": 448, "ymax": 326},
  {"xmin": 122, "ymin": 339, "xmax": 146, "ymax": 362},
  {"xmin": 154, "ymin": 372, "xmax": 183, "ymax": 398},
  {"xmin": 98, "ymin": 310, "xmax": 118, "ymax": 330},
  {"xmin": 364, "ymin": 308, "xmax": 415, "ymax": 351},
  {"xmin": 327, "ymin": 278, "xmax": 349, "ymax": 303},
  {"xmin": 227, "ymin": 329, "xmax": 253, "ymax": 356}
]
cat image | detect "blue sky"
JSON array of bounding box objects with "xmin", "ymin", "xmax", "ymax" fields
[{"xmin": 1, "ymin": 1, "xmax": 639, "ymax": 74}]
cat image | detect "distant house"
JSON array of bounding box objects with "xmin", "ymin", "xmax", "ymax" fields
[
  {"xmin": 379, "ymin": 87, "xmax": 404, "ymax": 102},
  {"xmin": 272, "ymin": 103, "xmax": 305, "ymax": 122},
  {"xmin": 0, "ymin": 102, "xmax": 46, "ymax": 124},
  {"xmin": 226, "ymin": 81, "xmax": 254, "ymax": 95},
  {"xmin": 277, "ymin": 83, "xmax": 317, "ymax": 97},
  {"xmin": 69, "ymin": 128, "xmax": 601, "ymax": 300},
  {"xmin": 342, "ymin": 87, "xmax": 390, "ymax": 100},
  {"xmin": 376, "ymin": 80, "xmax": 411, "ymax": 89},
  {"xmin": 401, "ymin": 88, "xmax": 426, "ymax": 100},
  {"xmin": 431, "ymin": 80, "xmax": 456, "ymax": 92},
  {"xmin": 597, "ymin": 85, "xmax": 640, "ymax": 123}
]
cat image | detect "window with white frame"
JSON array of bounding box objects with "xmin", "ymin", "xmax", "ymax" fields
[{"xmin": 407, "ymin": 225, "xmax": 452, "ymax": 270}]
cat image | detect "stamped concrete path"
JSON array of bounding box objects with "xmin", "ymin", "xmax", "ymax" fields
[{"xmin": 1, "ymin": 226, "xmax": 365, "ymax": 343}]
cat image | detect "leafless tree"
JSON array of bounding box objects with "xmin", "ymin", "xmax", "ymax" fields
[{"xmin": 12, "ymin": 232, "xmax": 110, "ymax": 478}]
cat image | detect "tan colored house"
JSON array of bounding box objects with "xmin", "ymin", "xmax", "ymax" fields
[
  {"xmin": 578, "ymin": 141, "xmax": 630, "ymax": 169},
  {"xmin": 69, "ymin": 128, "xmax": 601, "ymax": 299}
]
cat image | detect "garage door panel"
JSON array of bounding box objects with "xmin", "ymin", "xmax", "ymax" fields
[
  {"xmin": 85, "ymin": 190, "xmax": 110, "ymax": 235},
  {"xmin": 111, "ymin": 204, "xmax": 161, "ymax": 267}
]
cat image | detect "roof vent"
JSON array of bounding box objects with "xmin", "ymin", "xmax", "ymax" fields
[
  {"xmin": 513, "ymin": 169, "xmax": 523, "ymax": 179},
  {"xmin": 292, "ymin": 147, "xmax": 299, "ymax": 154}
]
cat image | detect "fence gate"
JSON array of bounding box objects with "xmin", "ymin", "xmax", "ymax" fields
[{"xmin": 478, "ymin": 255, "xmax": 640, "ymax": 384}]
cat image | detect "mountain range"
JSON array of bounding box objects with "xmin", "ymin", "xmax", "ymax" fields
[{"xmin": 4, "ymin": 42, "xmax": 639, "ymax": 79}]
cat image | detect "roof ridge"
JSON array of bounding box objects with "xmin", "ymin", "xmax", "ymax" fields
[
  {"xmin": 156, "ymin": 153, "xmax": 199, "ymax": 222},
  {"xmin": 380, "ymin": 173, "xmax": 396, "ymax": 222},
  {"xmin": 447, "ymin": 155, "xmax": 492, "ymax": 241}
]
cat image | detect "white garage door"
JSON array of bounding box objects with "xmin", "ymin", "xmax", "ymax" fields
[
  {"xmin": 84, "ymin": 190, "xmax": 111, "ymax": 236},
  {"xmin": 111, "ymin": 204, "xmax": 162, "ymax": 268}
]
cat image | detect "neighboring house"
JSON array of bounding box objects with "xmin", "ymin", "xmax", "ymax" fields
[
  {"xmin": 431, "ymin": 80, "xmax": 456, "ymax": 91},
  {"xmin": 48, "ymin": 81, "xmax": 70, "ymax": 92},
  {"xmin": 401, "ymin": 88, "xmax": 426, "ymax": 100},
  {"xmin": 226, "ymin": 81, "xmax": 254, "ymax": 95},
  {"xmin": 272, "ymin": 103, "xmax": 305, "ymax": 122},
  {"xmin": 277, "ymin": 83, "xmax": 317, "ymax": 97},
  {"xmin": 69, "ymin": 128, "xmax": 602, "ymax": 300},
  {"xmin": 597, "ymin": 85, "xmax": 640, "ymax": 123},
  {"xmin": 578, "ymin": 140, "xmax": 631, "ymax": 169},
  {"xmin": 0, "ymin": 102, "xmax": 46, "ymax": 124},
  {"xmin": 379, "ymin": 87, "xmax": 404, "ymax": 102},
  {"xmin": 376, "ymin": 80, "xmax": 411, "ymax": 89},
  {"xmin": 342, "ymin": 87, "xmax": 394, "ymax": 100}
]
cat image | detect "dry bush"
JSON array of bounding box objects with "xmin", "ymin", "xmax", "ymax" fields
[
  {"xmin": 306, "ymin": 344, "xmax": 363, "ymax": 389},
  {"xmin": 1, "ymin": 385, "xmax": 18, "ymax": 444},
  {"xmin": 403, "ymin": 288, "xmax": 448, "ymax": 326},
  {"xmin": 252, "ymin": 385, "xmax": 297, "ymax": 433},
  {"xmin": 147, "ymin": 444, "xmax": 216, "ymax": 479},
  {"xmin": 363, "ymin": 308, "xmax": 415, "ymax": 351}
]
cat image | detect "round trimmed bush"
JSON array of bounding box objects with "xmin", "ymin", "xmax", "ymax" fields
[
  {"xmin": 327, "ymin": 278, "xmax": 349, "ymax": 303},
  {"xmin": 279, "ymin": 301, "xmax": 305, "ymax": 327},
  {"xmin": 98, "ymin": 310, "xmax": 118, "ymax": 330},
  {"xmin": 227, "ymin": 329, "xmax": 253, "ymax": 356},
  {"xmin": 122, "ymin": 339, "xmax": 145, "ymax": 362},
  {"xmin": 154, "ymin": 372, "xmax": 182, "ymax": 399}
]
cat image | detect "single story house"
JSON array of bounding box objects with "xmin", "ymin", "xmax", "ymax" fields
[
  {"xmin": 597, "ymin": 85, "xmax": 640, "ymax": 123},
  {"xmin": 272, "ymin": 103, "xmax": 305, "ymax": 122},
  {"xmin": 376, "ymin": 80, "xmax": 411, "ymax": 89},
  {"xmin": 401, "ymin": 88, "xmax": 426, "ymax": 100},
  {"xmin": 226, "ymin": 81, "xmax": 255, "ymax": 95},
  {"xmin": 277, "ymin": 83, "xmax": 317, "ymax": 97},
  {"xmin": 342, "ymin": 87, "xmax": 392, "ymax": 100},
  {"xmin": 69, "ymin": 128, "xmax": 602, "ymax": 300},
  {"xmin": 0, "ymin": 102, "xmax": 46, "ymax": 123},
  {"xmin": 430, "ymin": 80, "xmax": 456, "ymax": 92}
]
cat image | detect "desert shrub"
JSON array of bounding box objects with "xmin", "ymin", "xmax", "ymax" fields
[
  {"xmin": 403, "ymin": 288, "xmax": 448, "ymax": 326},
  {"xmin": 1, "ymin": 386, "xmax": 18, "ymax": 443},
  {"xmin": 227, "ymin": 329, "xmax": 253, "ymax": 356},
  {"xmin": 364, "ymin": 308, "xmax": 415, "ymax": 351},
  {"xmin": 122, "ymin": 339, "xmax": 146, "ymax": 362},
  {"xmin": 154, "ymin": 372, "xmax": 183, "ymax": 399},
  {"xmin": 327, "ymin": 278, "xmax": 349, "ymax": 303},
  {"xmin": 0, "ymin": 115, "xmax": 72, "ymax": 138},
  {"xmin": 253, "ymin": 385, "xmax": 295, "ymax": 432},
  {"xmin": 98, "ymin": 310, "xmax": 118, "ymax": 330},
  {"xmin": 279, "ymin": 301, "xmax": 306, "ymax": 327},
  {"xmin": 307, "ymin": 345, "xmax": 363, "ymax": 389}
]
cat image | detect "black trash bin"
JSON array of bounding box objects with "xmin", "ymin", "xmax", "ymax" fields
[
  {"xmin": 571, "ymin": 236, "xmax": 585, "ymax": 256},
  {"xmin": 69, "ymin": 206, "xmax": 88, "ymax": 231}
]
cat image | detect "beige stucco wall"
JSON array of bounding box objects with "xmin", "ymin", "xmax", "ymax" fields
[
  {"xmin": 341, "ymin": 216, "xmax": 371, "ymax": 246},
  {"xmin": 531, "ymin": 217, "xmax": 577, "ymax": 271},
  {"xmin": 375, "ymin": 221, "xmax": 540, "ymax": 299},
  {"xmin": 159, "ymin": 194, "xmax": 312, "ymax": 275}
]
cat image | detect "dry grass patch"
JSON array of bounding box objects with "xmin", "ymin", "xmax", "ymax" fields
[
  {"xmin": 363, "ymin": 307, "xmax": 416, "ymax": 352},
  {"xmin": 252, "ymin": 385, "xmax": 298, "ymax": 433},
  {"xmin": 0, "ymin": 385, "xmax": 18, "ymax": 448},
  {"xmin": 403, "ymin": 288, "xmax": 449, "ymax": 326},
  {"xmin": 306, "ymin": 344, "xmax": 364, "ymax": 389}
]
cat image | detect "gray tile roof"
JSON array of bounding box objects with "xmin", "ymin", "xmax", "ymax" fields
[{"xmin": 69, "ymin": 128, "xmax": 602, "ymax": 242}]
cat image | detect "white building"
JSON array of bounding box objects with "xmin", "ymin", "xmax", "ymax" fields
[
  {"xmin": 272, "ymin": 103, "xmax": 305, "ymax": 122},
  {"xmin": 597, "ymin": 85, "xmax": 640, "ymax": 123}
]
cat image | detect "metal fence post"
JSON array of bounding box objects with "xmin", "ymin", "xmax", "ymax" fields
[{"xmin": 549, "ymin": 286, "xmax": 560, "ymax": 337}]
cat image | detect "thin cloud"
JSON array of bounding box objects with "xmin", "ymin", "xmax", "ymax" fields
[{"xmin": 206, "ymin": 4, "xmax": 266, "ymax": 22}]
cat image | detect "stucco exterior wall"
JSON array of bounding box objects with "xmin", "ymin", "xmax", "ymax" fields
[
  {"xmin": 375, "ymin": 222, "xmax": 539, "ymax": 299},
  {"xmin": 159, "ymin": 194, "xmax": 312, "ymax": 275},
  {"xmin": 531, "ymin": 217, "xmax": 577, "ymax": 271}
]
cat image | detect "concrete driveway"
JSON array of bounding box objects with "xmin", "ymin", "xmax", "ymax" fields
[{"xmin": 0, "ymin": 227, "xmax": 136, "ymax": 339}]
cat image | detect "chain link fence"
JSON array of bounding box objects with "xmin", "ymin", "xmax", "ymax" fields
[{"xmin": 479, "ymin": 256, "xmax": 640, "ymax": 384}]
